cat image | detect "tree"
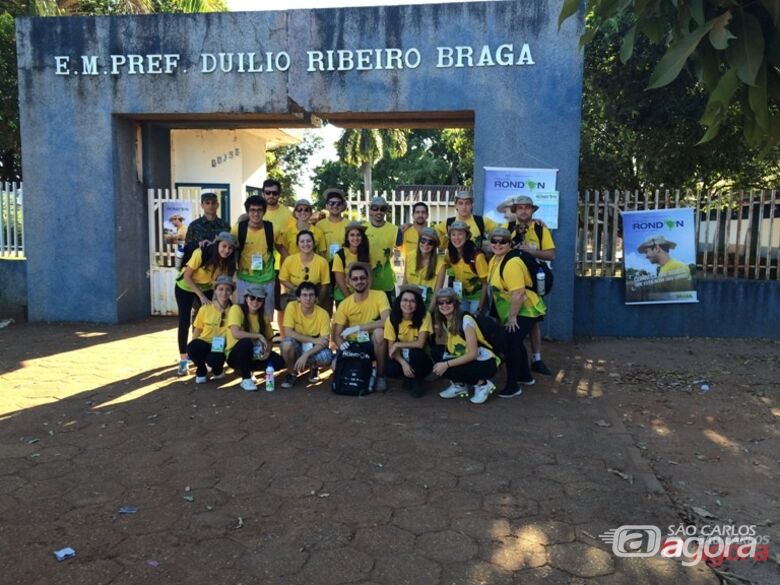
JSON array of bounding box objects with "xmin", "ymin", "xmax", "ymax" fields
[
  {"xmin": 310, "ymin": 160, "xmax": 361, "ymax": 208},
  {"xmin": 265, "ymin": 131, "xmax": 323, "ymax": 205},
  {"xmin": 559, "ymin": 0, "xmax": 780, "ymax": 151},
  {"xmin": 335, "ymin": 128, "xmax": 408, "ymax": 194}
]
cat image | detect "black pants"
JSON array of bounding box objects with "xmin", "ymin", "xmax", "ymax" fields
[
  {"xmin": 445, "ymin": 358, "xmax": 498, "ymax": 385},
  {"xmin": 384, "ymin": 348, "xmax": 433, "ymax": 380},
  {"xmin": 175, "ymin": 285, "xmax": 213, "ymax": 355},
  {"xmin": 226, "ymin": 338, "xmax": 284, "ymax": 379},
  {"xmin": 504, "ymin": 316, "xmax": 535, "ymax": 390},
  {"xmin": 187, "ymin": 338, "xmax": 226, "ymax": 377}
]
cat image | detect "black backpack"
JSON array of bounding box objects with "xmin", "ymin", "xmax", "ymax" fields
[
  {"xmin": 459, "ymin": 312, "xmax": 507, "ymax": 360},
  {"xmin": 499, "ymin": 249, "xmax": 554, "ymax": 297},
  {"xmin": 237, "ymin": 219, "xmax": 275, "ymax": 254},
  {"xmin": 332, "ymin": 347, "xmax": 374, "ymax": 396}
]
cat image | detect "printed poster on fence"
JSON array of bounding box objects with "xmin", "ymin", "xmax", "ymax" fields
[
  {"xmin": 623, "ymin": 208, "xmax": 698, "ymax": 305},
  {"xmin": 162, "ymin": 201, "xmax": 194, "ymax": 246},
  {"xmin": 484, "ymin": 167, "xmax": 559, "ymax": 228}
]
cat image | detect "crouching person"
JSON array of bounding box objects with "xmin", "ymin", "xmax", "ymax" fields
[
  {"xmin": 384, "ymin": 285, "xmax": 434, "ymax": 397},
  {"xmin": 226, "ymin": 284, "xmax": 284, "ymax": 392},
  {"xmin": 188, "ymin": 275, "xmax": 234, "ymax": 384},
  {"xmin": 432, "ymin": 287, "xmax": 500, "ymax": 404},
  {"xmin": 280, "ymin": 282, "xmax": 334, "ymax": 388},
  {"xmin": 332, "ymin": 262, "xmax": 391, "ymax": 393}
]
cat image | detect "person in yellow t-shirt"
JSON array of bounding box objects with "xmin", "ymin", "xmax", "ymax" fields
[
  {"xmin": 165, "ymin": 214, "xmax": 187, "ymax": 246},
  {"xmin": 333, "ymin": 262, "xmax": 391, "ymax": 392},
  {"xmin": 403, "ymin": 227, "xmax": 446, "ymax": 309},
  {"xmin": 431, "ymin": 288, "xmax": 499, "ymax": 405},
  {"xmin": 399, "ymin": 202, "xmax": 431, "ymax": 256},
  {"xmin": 261, "ymin": 179, "xmax": 293, "ymax": 239},
  {"xmin": 446, "ymin": 220, "xmax": 488, "ymax": 314},
  {"xmin": 364, "ymin": 196, "xmax": 402, "ymax": 303},
  {"xmin": 276, "ymin": 199, "xmax": 327, "ymax": 258},
  {"xmin": 174, "ymin": 231, "xmax": 238, "ymax": 376},
  {"xmin": 225, "ymin": 284, "xmax": 284, "ymax": 392},
  {"xmin": 188, "ymin": 276, "xmax": 235, "ymax": 384},
  {"xmin": 279, "ymin": 230, "xmax": 332, "ymax": 310},
  {"xmin": 638, "ymin": 234, "xmax": 693, "ymax": 292},
  {"xmin": 280, "ymin": 282, "xmax": 334, "ymax": 388},
  {"xmin": 436, "ymin": 190, "xmax": 497, "ymax": 250},
  {"xmin": 332, "ymin": 221, "xmax": 371, "ymax": 305},
  {"xmin": 316, "ymin": 188, "xmax": 350, "ymax": 261},
  {"xmin": 383, "ymin": 286, "xmax": 434, "ymax": 397},
  {"xmin": 487, "ymin": 227, "xmax": 545, "ymax": 397}
]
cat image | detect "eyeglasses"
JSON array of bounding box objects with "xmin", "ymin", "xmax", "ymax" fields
[
  {"xmin": 248, "ymin": 207, "xmax": 263, "ymax": 214},
  {"xmin": 327, "ymin": 200, "xmax": 342, "ymax": 206},
  {"xmin": 263, "ymin": 190, "xmax": 279, "ymax": 196},
  {"xmin": 295, "ymin": 207, "xmax": 311, "ymax": 213},
  {"xmin": 370, "ymin": 206, "xmax": 388, "ymax": 212},
  {"xmin": 490, "ymin": 239, "xmax": 510, "ymax": 245},
  {"xmin": 246, "ymin": 295, "xmax": 264, "ymax": 302},
  {"xmin": 419, "ymin": 238, "xmax": 436, "ymax": 245},
  {"xmin": 437, "ymin": 298, "xmax": 455, "ymax": 306}
]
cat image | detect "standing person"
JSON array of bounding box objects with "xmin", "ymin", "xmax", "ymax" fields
[
  {"xmin": 332, "ymin": 262, "xmax": 391, "ymax": 392},
  {"xmin": 332, "ymin": 221, "xmax": 371, "ymax": 306},
  {"xmin": 277, "ymin": 199, "xmax": 327, "ymax": 258},
  {"xmin": 436, "ymin": 190, "xmax": 497, "ymax": 250},
  {"xmin": 185, "ymin": 192, "xmax": 230, "ymax": 245},
  {"xmin": 316, "ymin": 188, "xmax": 350, "ymax": 261},
  {"xmin": 280, "ymin": 282, "xmax": 334, "ymax": 388},
  {"xmin": 231, "ymin": 195, "xmax": 277, "ymax": 317},
  {"xmin": 174, "ymin": 232, "xmax": 238, "ymax": 376},
  {"xmin": 431, "ymin": 288, "xmax": 499, "ymax": 404},
  {"xmin": 446, "ymin": 220, "xmax": 488, "ymax": 314},
  {"xmin": 187, "ymin": 276, "xmax": 235, "ymax": 384},
  {"xmin": 260, "ymin": 179, "xmax": 293, "ymax": 238},
  {"xmin": 510, "ymin": 195, "xmax": 556, "ymax": 376},
  {"xmin": 365, "ymin": 196, "xmax": 402, "ymax": 304},
  {"xmin": 226, "ymin": 285, "xmax": 284, "ymax": 391},
  {"xmin": 487, "ymin": 227, "xmax": 546, "ymax": 397},
  {"xmin": 384, "ymin": 286, "xmax": 434, "ymax": 397},
  {"xmin": 403, "ymin": 227, "xmax": 446, "ymax": 308},
  {"xmin": 278, "ymin": 230, "xmax": 331, "ymax": 310},
  {"xmin": 400, "ymin": 202, "xmax": 430, "ymax": 255}
]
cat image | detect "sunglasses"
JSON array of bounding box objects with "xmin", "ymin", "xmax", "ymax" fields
[
  {"xmin": 263, "ymin": 190, "xmax": 279, "ymax": 196},
  {"xmin": 419, "ymin": 238, "xmax": 436, "ymax": 245},
  {"xmin": 490, "ymin": 239, "xmax": 510, "ymax": 245},
  {"xmin": 327, "ymin": 200, "xmax": 342, "ymax": 206},
  {"xmin": 437, "ymin": 298, "xmax": 455, "ymax": 306},
  {"xmin": 302, "ymin": 266, "xmax": 310, "ymax": 280},
  {"xmin": 246, "ymin": 295, "xmax": 264, "ymax": 302},
  {"xmin": 350, "ymin": 276, "xmax": 368, "ymax": 282},
  {"xmin": 370, "ymin": 206, "xmax": 388, "ymax": 212},
  {"xmin": 248, "ymin": 207, "xmax": 263, "ymax": 213},
  {"xmin": 295, "ymin": 207, "xmax": 312, "ymax": 213}
]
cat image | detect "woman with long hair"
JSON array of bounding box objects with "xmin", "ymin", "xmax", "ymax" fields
[
  {"xmin": 403, "ymin": 227, "xmax": 446, "ymax": 308},
  {"xmin": 446, "ymin": 220, "xmax": 488, "ymax": 314},
  {"xmin": 187, "ymin": 275, "xmax": 235, "ymax": 384},
  {"xmin": 332, "ymin": 221, "xmax": 370, "ymax": 305},
  {"xmin": 279, "ymin": 230, "xmax": 331, "ymax": 310},
  {"xmin": 383, "ymin": 286, "xmax": 434, "ymax": 397},
  {"xmin": 226, "ymin": 285, "xmax": 284, "ymax": 391},
  {"xmin": 431, "ymin": 288, "xmax": 499, "ymax": 405},
  {"xmin": 175, "ymin": 232, "xmax": 238, "ymax": 376}
]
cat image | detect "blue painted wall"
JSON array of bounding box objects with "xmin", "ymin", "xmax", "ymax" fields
[
  {"xmin": 0, "ymin": 259, "xmax": 27, "ymax": 318},
  {"xmin": 574, "ymin": 277, "xmax": 780, "ymax": 339}
]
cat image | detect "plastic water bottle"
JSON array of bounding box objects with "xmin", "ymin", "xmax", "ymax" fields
[
  {"xmin": 536, "ymin": 267, "xmax": 546, "ymax": 296},
  {"xmin": 265, "ymin": 364, "xmax": 275, "ymax": 392},
  {"xmin": 369, "ymin": 367, "xmax": 376, "ymax": 391}
]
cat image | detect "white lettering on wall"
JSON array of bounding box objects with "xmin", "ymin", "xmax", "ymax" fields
[{"xmin": 55, "ymin": 56, "xmax": 70, "ymax": 75}]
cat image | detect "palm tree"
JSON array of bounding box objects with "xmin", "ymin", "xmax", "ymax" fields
[{"xmin": 336, "ymin": 129, "xmax": 408, "ymax": 194}]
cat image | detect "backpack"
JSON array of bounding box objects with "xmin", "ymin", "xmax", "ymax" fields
[
  {"xmin": 459, "ymin": 312, "xmax": 507, "ymax": 360},
  {"xmin": 499, "ymin": 249, "xmax": 554, "ymax": 297},
  {"xmin": 177, "ymin": 241, "xmax": 214, "ymax": 280},
  {"xmin": 237, "ymin": 219, "xmax": 275, "ymax": 254},
  {"xmin": 332, "ymin": 347, "xmax": 374, "ymax": 396}
]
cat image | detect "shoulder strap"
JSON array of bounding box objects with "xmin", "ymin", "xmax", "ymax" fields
[
  {"xmin": 238, "ymin": 219, "xmax": 249, "ymax": 251},
  {"xmin": 336, "ymin": 248, "xmax": 346, "ymax": 264},
  {"xmin": 474, "ymin": 215, "xmax": 485, "ymax": 236},
  {"xmin": 263, "ymin": 220, "xmax": 274, "ymax": 251},
  {"xmin": 534, "ymin": 220, "xmax": 544, "ymax": 244},
  {"xmin": 499, "ymin": 250, "xmax": 521, "ymax": 280},
  {"xmin": 446, "ymin": 217, "xmax": 454, "ymax": 228}
]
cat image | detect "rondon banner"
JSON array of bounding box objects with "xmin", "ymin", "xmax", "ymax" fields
[
  {"xmin": 623, "ymin": 208, "xmax": 698, "ymax": 305},
  {"xmin": 483, "ymin": 167, "xmax": 559, "ymax": 227}
]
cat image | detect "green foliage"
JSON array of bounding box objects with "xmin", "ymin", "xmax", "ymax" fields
[
  {"xmin": 0, "ymin": 12, "xmax": 19, "ymax": 181},
  {"xmin": 335, "ymin": 128, "xmax": 408, "ymax": 193},
  {"xmin": 265, "ymin": 131, "xmax": 323, "ymax": 205},
  {"xmin": 310, "ymin": 159, "xmax": 361, "ymax": 208},
  {"xmin": 561, "ymin": 0, "xmax": 780, "ymax": 150}
]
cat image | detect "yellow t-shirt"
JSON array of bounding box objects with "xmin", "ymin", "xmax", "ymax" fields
[
  {"xmin": 487, "ymin": 253, "xmax": 546, "ymax": 322},
  {"xmin": 436, "ymin": 215, "xmax": 497, "ymax": 248},
  {"xmin": 316, "ymin": 216, "xmax": 349, "ymax": 260},
  {"xmin": 176, "ymin": 247, "xmax": 228, "ymax": 293},
  {"xmin": 401, "ymin": 225, "xmax": 421, "ymax": 256},
  {"xmin": 225, "ymin": 304, "xmax": 273, "ymax": 354},
  {"xmin": 512, "ymin": 221, "xmax": 555, "ymax": 251},
  {"xmin": 443, "ymin": 314, "xmax": 497, "ymax": 362},
  {"xmin": 231, "ymin": 222, "xmax": 275, "ymax": 284},
  {"xmin": 283, "ymin": 301, "xmax": 331, "ymax": 338},
  {"xmin": 264, "ymin": 205, "xmax": 294, "ymax": 238},
  {"xmin": 193, "ymin": 303, "xmax": 231, "ymax": 344},
  {"xmin": 366, "ymin": 222, "xmax": 400, "ymax": 292},
  {"xmin": 279, "ymin": 253, "xmax": 331, "ymax": 288},
  {"xmin": 384, "ymin": 312, "xmax": 433, "ymax": 342},
  {"xmin": 451, "ymin": 251, "xmax": 489, "ymax": 301},
  {"xmin": 404, "ymin": 252, "xmax": 447, "ymax": 301},
  {"xmin": 333, "ymin": 290, "xmax": 390, "ymax": 338},
  {"xmin": 332, "ymin": 248, "xmax": 363, "ymax": 301},
  {"xmin": 276, "ymin": 221, "xmax": 327, "ymax": 257}
]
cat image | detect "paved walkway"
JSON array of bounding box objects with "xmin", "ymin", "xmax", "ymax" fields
[{"xmin": 0, "ymin": 319, "xmax": 719, "ymax": 584}]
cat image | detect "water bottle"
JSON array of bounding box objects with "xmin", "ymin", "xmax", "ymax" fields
[
  {"xmin": 369, "ymin": 367, "xmax": 376, "ymax": 391},
  {"xmin": 265, "ymin": 364, "xmax": 275, "ymax": 392},
  {"xmin": 174, "ymin": 245, "xmax": 184, "ymax": 269},
  {"xmin": 536, "ymin": 266, "xmax": 546, "ymax": 296}
]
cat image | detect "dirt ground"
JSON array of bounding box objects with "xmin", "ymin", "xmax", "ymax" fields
[{"xmin": 0, "ymin": 318, "xmax": 777, "ymax": 584}]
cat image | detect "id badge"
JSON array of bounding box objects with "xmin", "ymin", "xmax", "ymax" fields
[
  {"xmin": 302, "ymin": 342, "xmax": 314, "ymax": 352},
  {"xmin": 211, "ymin": 336, "xmax": 226, "ymax": 353},
  {"xmin": 418, "ymin": 285, "xmax": 428, "ymax": 301},
  {"xmin": 252, "ymin": 342, "xmax": 263, "ymax": 360},
  {"xmin": 251, "ymin": 254, "xmax": 263, "ymax": 272},
  {"xmin": 329, "ymin": 243, "xmax": 340, "ymax": 259},
  {"xmin": 402, "ymin": 348, "xmax": 410, "ymax": 361},
  {"xmin": 357, "ymin": 331, "xmax": 370, "ymax": 343},
  {"xmin": 453, "ymin": 280, "xmax": 463, "ymax": 297}
]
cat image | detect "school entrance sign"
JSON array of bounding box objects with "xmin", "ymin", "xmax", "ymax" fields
[{"xmin": 16, "ymin": 2, "xmax": 584, "ymax": 340}]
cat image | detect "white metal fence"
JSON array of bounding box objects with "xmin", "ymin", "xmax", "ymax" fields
[{"xmin": 0, "ymin": 183, "xmax": 23, "ymax": 257}]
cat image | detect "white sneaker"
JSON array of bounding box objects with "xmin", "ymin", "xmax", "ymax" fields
[
  {"xmin": 195, "ymin": 375, "xmax": 207, "ymax": 384},
  {"xmin": 470, "ymin": 380, "xmax": 496, "ymax": 404},
  {"xmin": 439, "ymin": 382, "xmax": 469, "ymax": 399},
  {"xmin": 240, "ymin": 378, "xmax": 257, "ymax": 392},
  {"xmin": 212, "ymin": 372, "xmax": 225, "ymax": 380}
]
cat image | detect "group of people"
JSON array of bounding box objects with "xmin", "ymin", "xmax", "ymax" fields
[{"xmin": 173, "ymin": 180, "xmax": 556, "ymax": 401}]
